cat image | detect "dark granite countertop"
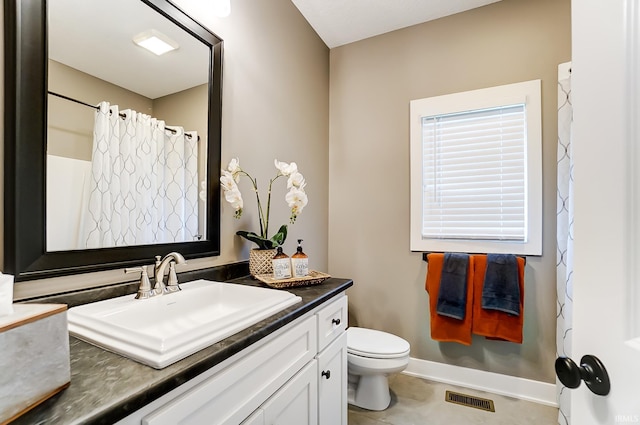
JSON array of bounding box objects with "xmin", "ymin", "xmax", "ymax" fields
[{"xmin": 13, "ymin": 268, "xmax": 352, "ymax": 425}]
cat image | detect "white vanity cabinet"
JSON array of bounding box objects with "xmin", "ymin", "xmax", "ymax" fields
[
  {"xmin": 246, "ymin": 295, "xmax": 347, "ymax": 425},
  {"xmin": 118, "ymin": 293, "xmax": 347, "ymax": 425}
]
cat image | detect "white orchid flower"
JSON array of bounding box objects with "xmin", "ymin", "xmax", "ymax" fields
[
  {"xmin": 227, "ymin": 157, "xmax": 242, "ymax": 182},
  {"xmin": 287, "ymin": 171, "xmax": 306, "ymax": 190},
  {"xmin": 225, "ymin": 187, "xmax": 243, "ymax": 209},
  {"xmin": 224, "ymin": 187, "xmax": 243, "ymax": 218},
  {"xmin": 220, "ymin": 157, "xmax": 309, "ymax": 241},
  {"xmin": 220, "ymin": 170, "xmax": 237, "ymax": 192},
  {"xmin": 285, "ymin": 187, "xmax": 308, "ymax": 223},
  {"xmin": 227, "ymin": 157, "xmax": 241, "ymax": 173},
  {"xmin": 274, "ymin": 159, "xmax": 298, "ymax": 176},
  {"xmin": 274, "ymin": 159, "xmax": 287, "ymax": 174}
]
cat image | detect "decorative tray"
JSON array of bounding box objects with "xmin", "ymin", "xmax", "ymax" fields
[{"xmin": 255, "ymin": 270, "xmax": 331, "ymax": 289}]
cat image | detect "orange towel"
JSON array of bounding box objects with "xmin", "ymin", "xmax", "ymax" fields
[
  {"xmin": 471, "ymin": 255, "xmax": 525, "ymax": 343},
  {"xmin": 425, "ymin": 253, "xmax": 475, "ymax": 345}
]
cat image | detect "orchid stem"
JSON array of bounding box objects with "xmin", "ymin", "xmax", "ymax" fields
[
  {"xmin": 266, "ymin": 174, "xmax": 284, "ymax": 239},
  {"xmin": 241, "ymin": 171, "xmax": 267, "ymax": 238}
]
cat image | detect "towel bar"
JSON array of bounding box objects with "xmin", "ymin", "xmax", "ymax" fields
[{"xmin": 421, "ymin": 252, "xmax": 526, "ymax": 265}]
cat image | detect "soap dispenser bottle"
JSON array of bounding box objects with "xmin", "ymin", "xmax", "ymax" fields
[
  {"xmin": 272, "ymin": 246, "xmax": 292, "ymax": 279},
  {"xmin": 291, "ymin": 239, "xmax": 309, "ymax": 278}
]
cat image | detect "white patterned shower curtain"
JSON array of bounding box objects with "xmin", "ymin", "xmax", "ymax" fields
[
  {"xmin": 556, "ymin": 62, "xmax": 573, "ymax": 425},
  {"xmin": 79, "ymin": 101, "xmax": 199, "ymax": 248}
]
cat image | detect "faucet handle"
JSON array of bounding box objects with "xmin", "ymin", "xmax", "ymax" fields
[
  {"xmin": 154, "ymin": 255, "xmax": 162, "ymax": 275},
  {"xmin": 165, "ymin": 262, "xmax": 182, "ymax": 293},
  {"xmin": 125, "ymin": 266, "xmax": 155, "ymax": 299}
]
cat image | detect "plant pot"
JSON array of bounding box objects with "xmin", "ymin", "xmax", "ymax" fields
[{"xmin": 249, "ymin": 248, "xmax": 277, "ymax": 276}]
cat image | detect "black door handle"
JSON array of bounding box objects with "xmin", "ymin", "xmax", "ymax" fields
[
  {"xmin": 332, "ymin": 318, "xmax": 341, "ymax": 326},
  {"xmin": 321, "ymin": 370, "xmax": 331, "ymax": 379},
  {"xmin": 555, "ymin": 355, "xmax": 610, "ymax": 396}
]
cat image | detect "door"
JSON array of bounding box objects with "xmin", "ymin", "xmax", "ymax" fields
[
  {"xmin": 569, "ymin": 0, "xmax": 640, "ymax": 423},
  {"xmin": 241, "ymin": 409, "xmax": 264, "ymax": 425},
  {"xmin": 262, "ymin": 360, "xmax": 318, "ymax": 425},
  {"xmin": 317, "ymin": 332, "xmax": 347, "ymax": 425}
]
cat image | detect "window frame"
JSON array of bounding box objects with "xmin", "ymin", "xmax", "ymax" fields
[{"xmin": 409, "ymin": 80, "xmax": 542, "ymax": 255}]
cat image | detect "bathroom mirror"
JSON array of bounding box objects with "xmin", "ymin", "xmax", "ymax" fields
[{"xmin": 4, "ymin": 0, "xmax": 223, "ymax": 281}]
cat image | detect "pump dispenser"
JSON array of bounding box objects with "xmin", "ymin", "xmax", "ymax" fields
[
  {"xmin": 291, "ymin": 239, "xmax": 309, "ymax": 277},
  {"xmin": 272, "ymin": 246, "xmax": 292, "ymax": 279}
]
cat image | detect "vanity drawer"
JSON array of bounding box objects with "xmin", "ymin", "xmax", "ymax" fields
[
  {"xmin": 317, "ymin": 295, "xmax": 347, "ymax": 351},
  {"xmin": 142, "ymin": 315, "xmax": 317, "ymax": 425}
]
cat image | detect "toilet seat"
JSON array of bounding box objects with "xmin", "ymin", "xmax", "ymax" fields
[{"xmin": 347, "ymin": 327, "xmax": 410, "ymax": 359}]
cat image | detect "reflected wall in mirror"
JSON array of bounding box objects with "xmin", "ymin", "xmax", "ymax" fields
[
  {"xmin": 47, "ymin": 0, "xmax": 210, "ymax": 251},
  {"xmin": 4, "ymin": 0, "xmax": 223, "ymax": 281}
]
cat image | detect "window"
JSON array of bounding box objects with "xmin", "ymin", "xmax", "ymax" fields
[{"xmin": 409, "ymin": 80, "xmax": 542, "ymax": 255}]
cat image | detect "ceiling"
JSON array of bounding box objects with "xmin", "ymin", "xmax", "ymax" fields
[
  {"xmin": 49, "ymin": 0, "xmax": 210, "ymax": 99},
  {"xmin": 291, "ymin": 0, "xmax": 503, "ymax": 48}
]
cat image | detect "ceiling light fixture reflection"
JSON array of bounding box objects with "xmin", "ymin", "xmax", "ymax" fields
[
  {"xmin": 133, "ymin": 30, "xmax": 179, "ymax": 56},
  {"xmin": 213, "ymin": 0, "xmax": 231, "ymax": 17}
]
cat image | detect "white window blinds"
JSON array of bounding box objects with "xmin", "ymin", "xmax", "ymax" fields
[{"xmin": 421, "ymin": 104, "xmax": 526, "ymax": 241}]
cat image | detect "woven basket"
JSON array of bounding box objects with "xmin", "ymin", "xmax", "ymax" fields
[{"xmin": 249, "ymin": 248, "xmax": 276, "ymax": 276}]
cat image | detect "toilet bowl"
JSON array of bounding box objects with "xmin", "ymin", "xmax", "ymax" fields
[{"xmin": 347, "ymin": 327, "xmax": 410, "ymax": 411}]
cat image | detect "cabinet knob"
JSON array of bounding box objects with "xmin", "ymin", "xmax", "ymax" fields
[
  {"xmin": 321, "ymin": 370, "xmax": 331, "ymax": 379},
  {"xmin": 331, "ymin": 318, "xmax": 341, "ymax": 326},
  {"xmin": 555, "ymin": 355, "xmax": 610, "ymax": 396}
]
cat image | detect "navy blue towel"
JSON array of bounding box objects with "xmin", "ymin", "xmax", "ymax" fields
[
  {"xmin": 482, "ymin": 254, "xmax": 521, "ymax": 316},
  {"xmin": 436, "ymin": 253, "xmax": 470, "ymax": 320}
]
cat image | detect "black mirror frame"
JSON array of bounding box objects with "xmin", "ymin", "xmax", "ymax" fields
[{"xmin": 3, "ymin": 0, "xmax": 223, "ymax": 281}]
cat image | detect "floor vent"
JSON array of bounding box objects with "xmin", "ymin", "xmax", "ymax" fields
[{"xmin": 445, "ymin": 390, "xmax": 495, "ymax": 412}]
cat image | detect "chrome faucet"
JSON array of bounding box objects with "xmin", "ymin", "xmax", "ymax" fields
[{"xmin": 154, "ymin": 252, "xmax": 187, "ymax": 295}]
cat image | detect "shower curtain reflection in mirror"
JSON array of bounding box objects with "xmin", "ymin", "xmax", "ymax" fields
[{"xmin": 47, "ymin": 101, "xmax": 200, "ymax": 250}]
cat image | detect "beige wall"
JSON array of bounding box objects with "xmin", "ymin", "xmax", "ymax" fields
[
  {"xmin": 328, "ymin": 0, "xmax": 570, "ymax": 383},
  {"xmin": 5, "ymin": 0, "xmax": 330, "ymax": 299},
  {"xmin": 175, "ymin": 0, "xmax": 330, "ymax": 282},
  {"xmin": 48, "ymin": 61, "xmax": 208, "ymax": 162},
  {"xmin": 48, "ymin": 60, "xmax": 154, "ymax": 161},
  {"xmin": 153, "ymin": 84, "xmax": 208, "ymax": 138}
]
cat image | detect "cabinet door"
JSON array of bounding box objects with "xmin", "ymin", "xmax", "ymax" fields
[
  {"xmin": 262, "ymin": 360, "xmax": 318, "ymax": 425},
  {"xmin": 241, "ymin": 409, "xmax": 264, "ymax": 425},
  {"xmin": 317, "ymin": 332, "xmax": 347, "ymax": 425}
]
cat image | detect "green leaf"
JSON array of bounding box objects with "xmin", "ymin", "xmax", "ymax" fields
[
  {"xmin": 236, "ymin": 231, "xmax": 272, "ymax": 250},
  {"xmin": 236, "ymin": 225, "xmax": 288, "ymax": 250},
  {"xmin": 269, "ymin": 225, "xmax": 288, "ymax": 247}
]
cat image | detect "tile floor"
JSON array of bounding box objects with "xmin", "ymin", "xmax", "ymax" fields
[{"xmin": 348, "ymin": 373, "xmax": 558, "ymax": 425}]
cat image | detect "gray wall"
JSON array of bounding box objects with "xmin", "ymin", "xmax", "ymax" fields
[{"xmin": 328, "ymin": 0, "xmax": 571, "ymax": 383}]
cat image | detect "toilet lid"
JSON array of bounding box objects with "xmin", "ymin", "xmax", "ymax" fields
[{"xmin": 347, "ymin": 327, "xmax": 410, "ymax": 359}]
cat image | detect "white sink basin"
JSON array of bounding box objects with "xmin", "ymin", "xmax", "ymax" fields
[{"xmin": 67, "ymin": 279, "xmax": 302, "ymax": 369}]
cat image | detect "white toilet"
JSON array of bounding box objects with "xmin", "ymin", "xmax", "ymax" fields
[{"xmin": 347, "ymin": 327, "xmax": 411, "ymax": 411}]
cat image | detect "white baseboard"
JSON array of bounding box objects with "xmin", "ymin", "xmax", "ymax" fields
[{"xmin": 403, "ymin": 357, "xmax": 558, "ymax": 408}]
